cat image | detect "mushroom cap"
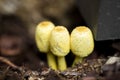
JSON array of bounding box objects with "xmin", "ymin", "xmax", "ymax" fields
[
  {"xmin": 70, "ymin": 26, "xmax": 94, "ymax": 57},
  {"xmin": 35, "ymin": 21, "xmax": 55, "ymax": 53},
  {"xmin": 50, "ymin": 26, "xmax": 70, "ymax": 56}
]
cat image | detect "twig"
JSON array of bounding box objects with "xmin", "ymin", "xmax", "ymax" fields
[{"xmin": 0, "ymin": 56, "xmax": 19, "ymax": 69}]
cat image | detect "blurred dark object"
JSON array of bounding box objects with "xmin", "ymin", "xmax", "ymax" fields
[
  {"xmin": 112, "ymin": 40, "xmax": 120, "ymax": 51},
  {"xmin": 0, "ymin": 15, "xmax": 47, "ymax": 70},
  {"xmin": 101, "ymin": 56, "xmax": 120, "ymax": 80},
  {"xmin": 0, "ymin": 15, "xmax": 28, "ymax": 56},
  {"xmin": 102, "ymin": 56, "xmax": 120, "ymax": 71},
  {"xmin": 77, "ymin": 0, "xmax": 120, "ymax": 40}
]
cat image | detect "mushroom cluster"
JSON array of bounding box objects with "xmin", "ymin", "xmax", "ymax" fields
[{"xmin": 35, "ymin": 21, "xmax": 94, "ymax": 71}]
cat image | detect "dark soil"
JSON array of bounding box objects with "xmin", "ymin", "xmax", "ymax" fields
[{"xmin": 0, "ymin": 40, "xmax": 120, "ymax": 80}]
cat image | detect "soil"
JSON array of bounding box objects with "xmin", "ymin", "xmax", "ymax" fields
[{"xmin": 0, "ymin": 40, "xmax": 120, "ymax": 80}]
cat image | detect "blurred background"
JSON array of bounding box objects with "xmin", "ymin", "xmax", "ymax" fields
[{"xmin": 0, "ymin": 0, "xmax": 85, "ymax": 37}]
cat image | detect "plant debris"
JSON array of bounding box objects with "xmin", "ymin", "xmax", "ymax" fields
[{"xmin": 0, "ymin": 58, "xmax": 119, "ymax": 80}]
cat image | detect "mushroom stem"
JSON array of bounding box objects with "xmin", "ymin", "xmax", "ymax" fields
[
  {"xmin": 57, "ymin": 56, "xmax": 67, "ymax": 71},
  {"xmin": 72, "ymin": 56, "xmax": 83, "ymax": 67},
  {"xmin": 47, "ymin": 52, "xmax": 57, "ymax": 70}
]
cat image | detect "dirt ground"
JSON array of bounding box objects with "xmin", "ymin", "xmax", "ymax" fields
[{"xmin": 0, "ymin": 40, "xmax": 120, "ymax": 80}]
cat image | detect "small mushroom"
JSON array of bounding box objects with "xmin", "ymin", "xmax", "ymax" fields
[
  {"xmin": 50, "ymin": 26, "xmax": 70, "ymax": 71},
  {"xmin": 35, "ymin": 21, "xmax": 57, "ymax": 70},
  {"xmin": 70, "ymin": 26, "xmax": 94, "ymax": 66}
]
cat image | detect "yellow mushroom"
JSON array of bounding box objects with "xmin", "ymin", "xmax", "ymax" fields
[
  {"xmin": 35, "ymin": 21, "xmax": 57, "ymax": 70},
  {"xmin": 71, "ymin": 26, "xmax": 94, "ymax": 66},
  {"xmin": 50, "ymin": 26, "xmax": 70, "ymax": 71}
]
